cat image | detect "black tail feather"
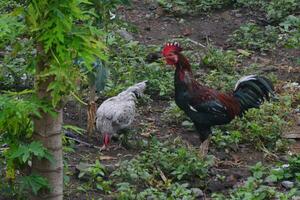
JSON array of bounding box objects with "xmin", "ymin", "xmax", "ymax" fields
[{"xmin": 233, "ymin": 75, "xmax": 275, "ymax": 113}]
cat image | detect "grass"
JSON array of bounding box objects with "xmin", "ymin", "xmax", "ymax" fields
[
  {"xmin": 228, "ymin": 23, "xmax": 279, "ymax": 52},
  {"xmin": 213, "ymin": 157, "xmax": 300, "ymax": 199},
  {"xmin": 1, "ymin": 0, "xmax": 300, "ymax": 199},
  {"xmin": 157, "ymin": 0, "xmax": 233, "ymax": 15},
  {"xmin": 104, "ymin": 39, "xmax": 173, "ymax": 98},
  {"xmin": 112, "ymin": 138, "xmax": 214, "ymax": 198}
]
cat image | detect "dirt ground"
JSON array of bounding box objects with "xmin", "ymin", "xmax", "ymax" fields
[{"xmin": 63, "ymin": 1, "xmax": 300, "ymax": 199}]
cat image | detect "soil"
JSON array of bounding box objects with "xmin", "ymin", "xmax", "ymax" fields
[{"xmin": 63, "ymin": 1, "xmax": 300, "ymax": 199}]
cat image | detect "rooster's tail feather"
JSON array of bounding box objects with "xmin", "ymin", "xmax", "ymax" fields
[{"xmin": 233, "ymin": 75, "xmax": 275, "ymax": 112}]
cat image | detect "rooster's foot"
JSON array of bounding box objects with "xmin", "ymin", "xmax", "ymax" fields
[
  {"xmin": 199, "ymin": 136, "xmax": 211, "ymax": 157},
  {"xmin": 100, "ymin": 144, "xmax": 107, "ymax": 151}
]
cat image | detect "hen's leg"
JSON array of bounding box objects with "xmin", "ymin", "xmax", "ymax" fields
[{"xmin": 199, "ymin": 135, "xmax": 211, "ymax": 157}]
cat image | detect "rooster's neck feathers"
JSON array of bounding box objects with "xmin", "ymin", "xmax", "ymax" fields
[{"xmin": 176, "ymin": 54, "xmax": 192, "ymax": 72}]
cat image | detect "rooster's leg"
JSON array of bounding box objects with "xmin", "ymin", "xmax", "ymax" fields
[
  {"xmin": 199, "ymin": 136, "xmax": 211, "ymax": 157},
  {"xmin": 100, "ymin": 144, "xmax": 107, "ymax": 151}
]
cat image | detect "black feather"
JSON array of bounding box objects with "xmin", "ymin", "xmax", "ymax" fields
[{"xmin": 234, "ymin": 75, "xmax": 275, "ymax": 112}]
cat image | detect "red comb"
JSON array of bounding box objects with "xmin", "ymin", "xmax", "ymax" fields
[{"xmin": 162, "ymin": 42, "xmax": 183, "ymax": 56}]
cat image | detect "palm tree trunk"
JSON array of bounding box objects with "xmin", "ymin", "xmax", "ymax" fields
[
  {"xmin": 31, "ymin": 44, "xmax": 63, "ymax": 200},
  {"xmin": 32, "ymin": 111, "xmax": 63, "ymax": 200},
  {"xmin": 87, "ymin": 84, "xmax": 96, "ymax": 137}
]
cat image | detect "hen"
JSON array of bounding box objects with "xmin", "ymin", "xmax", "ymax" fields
[
  {"xmin": 96, "ymin": 81, "xmax": 147, "ymax": 150},
  {"xmin": 162, "ymin": 42, "xmax": 275, "ymax": 155}
]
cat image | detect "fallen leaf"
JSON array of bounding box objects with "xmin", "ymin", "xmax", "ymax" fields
[
  {"xmin": 237, "ymin": 49, "xmax": 251, "ymax": 57},
  {"xmin": 99, "ymin": 155, "xmax": 117, "ymax": 160}
]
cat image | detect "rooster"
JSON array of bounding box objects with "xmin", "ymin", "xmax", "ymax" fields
[
  {"xmin": 96, "ymin": 81, "xmax": 147, "ymax": 150},
  {"xmin": 162, "ymin": 42, "xmax": 275, "ymax": 155}
]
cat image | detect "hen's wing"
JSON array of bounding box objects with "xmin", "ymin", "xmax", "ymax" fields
[
  {"xmin": 96, "ymin": 95, "xmax": 136, "ymax": 134},
  {"xmin": 111, "ymin": 100, "xmax": 136, "ymax": 130}
]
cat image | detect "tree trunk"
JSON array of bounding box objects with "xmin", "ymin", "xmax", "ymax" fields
[
  {"xmin": 32, "ymin": 111, "xmax": 63, "ymax": 200},
  {"xmin": 87, "ymin": 84, "xmax": 96, "ymax": 137},
  {"xmin": 31, "ymin": 44, "xmax": 63, "ymax": 200}
]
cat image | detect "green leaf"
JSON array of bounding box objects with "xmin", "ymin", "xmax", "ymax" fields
[
  {"xmin": 265, "ymin": 174, "xmax": 277, "ymax": 183},
  {"xmin": 19, "ymin": 174, "xmax": 50, "ymax": 195}
]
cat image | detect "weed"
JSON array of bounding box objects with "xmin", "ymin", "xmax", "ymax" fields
[
  {"xmin": 157, "ymin": 0, "xmax": 233, "ymax": 15},
  {"xmin": 116, "ymin": 182, "xmax": 195, "ymax": 199},
  {"xmin": 229, "ymin": 23, "xmax": 279, "ymax": 52},
  {"xmin": 203, "ymin": 69, "xmax": 240, "ymax": 92},
  {"xmin": 211, "ymin": 129, "xmax": 241, "ymax": 150},
  {"xmin": 212, "ymin": 160, "xmax": 300, "ymax": 199},
  {"xmin": 113, "ymin": 138, "xmax": 213, "ymax": 197},
  {"xmin": 162, "ymin": 101, "xmax": 187, "ymax": 124},
  {"xmin": 0, "ymin": 14, "xmax": 25, "ymax": 48},
  {"xmin": 266, "ymin": 0, "xmax": 300, "ymax": 23},
  {"xmin": 0, "ymin": 0, "xmax": 25, "ymax": 14},
  {"xmin": 224, "ymin": 95, "xmax": 293, "ymax": 153},
  {"xmin": 280, "ymin": 15, "xmax": 300, "ymax": 49},
  {"xmin": 105, "ymin": 39, "xmax": 173, "ymax": 98},
  {"xmin": 0, "ymin": 92, "xmax": 54, "ymax": 198},
  {"xmin": 234, "ymin": 0, "xmax": 267, "ymax": 9},
  {"xmin": 77, "ymin": 160, "xmax": 111, "ymax": 193},
  {"xmin": 201, "ymin": 46, "xmax": 237, "ymax": 72}
]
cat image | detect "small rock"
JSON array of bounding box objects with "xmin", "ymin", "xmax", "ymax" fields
[
  {"xmin": 145, "ymin": 14, "xmax": 151, "ymax": 19},
  {"xmin": 117, "ymin": 29, "xmax": 134, "ymax": 41},
  {"xmin": 148, "ymin": 4, "xmax": 157, "ymax": 11},
  {"xmin": 182, "ymin": 28, "xmax": 192, "ymax": 36},
  {"xmin": 281, "ymin": 180, "xmax": 294, "ymax": 189},
  {"xmin": 191, "ymin": 188, "xmax": 204, "ymax": 197},
  {"xmin": 179, "ymin": 18, "xmax": 185, "ymax": 24},
  {"xmin": 235, "ymin": 13, "xmax": 242, "ymax": 18}
]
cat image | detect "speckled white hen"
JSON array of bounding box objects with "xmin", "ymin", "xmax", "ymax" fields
[{"xmin": 96, "ymin": 81, "xmax": 147, "ymax": 149}]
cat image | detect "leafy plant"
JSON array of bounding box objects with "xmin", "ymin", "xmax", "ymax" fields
[
  {"xmin": 113, "ymin": 138, "xmax": 213, "ymax": 197},
  {"xmin": 157, "ymin": 0, "xmax": 233, "ymax": 15},
  {"xmin": 211, "ymin": 129, "xmax": 241, "ymax": 149},
  {"xmin": 162, "ymin": 101, "xmax": 187, "ymax": 124},
  {"xmin": 229, "ymin": 23, "xmax": 279, "ymax": 51},
  {"xmin": 280, "ymin": 15, "xmax": 300, "ymax": 49},
  {"xmin": 266, "ymin": 0, "xmax": 300, "ymax": 23},
  {"xmin": 0, "ymin": 0, "xmax": 26, "ymax": 14},
  {"xmin": 0, "ymin": 38, "xmax": 35, "ymax": 91},
  {"xmin": 224, "ymin": 95, "xmax": 293, "ymax": 153},
  {"xmin": 8, "ymin": 141, "xmax": 53, "ymax": 165},
  {"xmin": 202, "ymin": 69, "xmax": 240, "ymax": 92},
  {"xmin": 0, "ymin": 92, "xmax": 53, "ymax": 197},
  {"xmin": 105, "ymin": 39, "xmax": 173, "ymax": 97},
  {"xmin": 77, "ymin": 160, "xmax": 111, "ymax": 193},
  {"xmin": 0, "ymin": 14, "xmax": 25, "ymax": 48},
  {"xmin": 212, "ymin": 161, "xmax": 299, "ymax": 200},
  {"xmin": 19, "ymin": 174, "xmax": 50, "ymax": 196},
  {"xmin": 234, "ymin": 0, "xmax": 267, "ymax": 9},
  {"xmin": 201, "ymin": 46, "xmax": 237, "ymax": 72},
  {"xmin": 116, "ymin": 182, "xmax": 196, "ymax": 200}
]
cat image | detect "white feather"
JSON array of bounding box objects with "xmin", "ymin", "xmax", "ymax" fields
[
  {"xmin": 189, "ymin": 104, "xmax": 197, "ymax": 112},
  {"xmin": 234, "ymin": 75, "xmax": 257, "ymax": 90},
  {"xmin": 96, "ymin": 81, "xmax": 147, "ymax": 137}
]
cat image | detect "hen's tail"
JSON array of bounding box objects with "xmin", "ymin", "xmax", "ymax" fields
[
  {"xmin": 119, "ymin": 80, "xmax": 147, "ymax": 98},
  {"xmin": 233, "ymin": 75, "xmax": 275, "ymax": 113}
]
